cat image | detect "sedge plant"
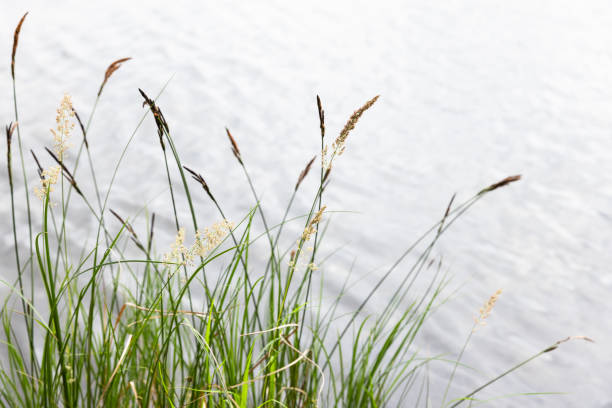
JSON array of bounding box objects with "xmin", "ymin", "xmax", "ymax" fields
[{"xmin": 1, "ymin": 12, "xmax": 591, "ymax": 408}]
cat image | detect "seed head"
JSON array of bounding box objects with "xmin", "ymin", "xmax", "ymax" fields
[
  {"xmin": 474, "ymin": 289, "xmax": 502, "ymax": 328},
  {"xmin": 295, "ymin": 156, "xmax": 316, "ymax": 191},
  {"xmin": 50, "ymin": 93, "xmax": 75, "ymax": 161},
  {"xmin": 193, "ymin": 220, "xmax": 234, "ymax": 257},
  {"xmin": 139, "ymin": 88, "xmax": 168, "ymax": 151},
  {"xmin": 316, "ymin": 94, "xmax": 325, "ymax": 139},
  {"xmin": 302, "ymin": 206, "xmax": 326, "ymax": 242},
  {"xmin": 183, "ymin": 165, "xmax": 216, "ymax": 203},
  {"xmin": 332, "ymin": 95, "xmax": 379, "ymax": 156},
  {"xmin": 163, "ymin": 221, "xmax": 233, "ymax": 265},
  {"xmin": 34, "ymin": 165, "xmax": 61, "ymax": 200},
  {"xmin": 481, "ymin": 175, "xmax": 522, "ymax": 194},
  {"xmin": 163, "ymin": 227, "xmax": 187, "ymax": 265},
  {"xmin": 6, "ymin": 122, "xmax": 18, "ymax": 187},
  {"xmin": 225, "ymin": 128, "xmax": 243, "ymax": 164},
  {"xmin": 98, "ymin": 57, "xmax": 131, "ymax": 96},
  {"xmin": 11, "ymin": 12, "xmax": 28, "ymax": 79}
]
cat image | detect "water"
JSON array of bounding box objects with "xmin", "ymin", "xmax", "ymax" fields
[{"xmin": 1, "ymin": 1, "xmax": 611, "ymax": 406}]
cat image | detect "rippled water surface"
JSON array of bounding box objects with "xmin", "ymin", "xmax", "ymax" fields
[{"xmin": 1, "ymin": 1, "xmax": 611, "ymax": 406}]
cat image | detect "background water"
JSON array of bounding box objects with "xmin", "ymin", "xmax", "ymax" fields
[{"xmin": 1, "ymin": 1, "xmax": 611, "ymax": 406}]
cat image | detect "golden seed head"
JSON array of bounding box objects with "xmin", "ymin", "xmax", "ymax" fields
[
  {"xmin": 193, "ymin": 220, "xmax": 234, "ymax": 257},
  {"xmin": 301, "ymin": 206, "xmax": 327, "ymax": 242},
  {"xmin": 474, "ymin": 288, "xmax": 503, "ymax": 328},
  {"xmin": 34, "ymin": 165, "xmax": 61, "ymax": 200},
  {"xmin": 51, "ymin": 93, "xmax": 75, "ymax": 161},
  {"xmin": 163, "ymin": 221, "xmax": 233, "ymax": 266},
  {"xmin": 163, "ymin": 227, "xmax": 187, "ymax": 265},
  {"xmin": 332, "ymin": 95, "xmax": 379, "ymax": 157}
]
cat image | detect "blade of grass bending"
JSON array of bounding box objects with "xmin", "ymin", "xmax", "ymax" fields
[
  {"xmin": 321, "ymin": 193, "xmax": 478, "ymax": 372},
  {"xmin": 447, "ymin": 336, "xmax": 593, "ymax": 408},
  {"xmin": 323, "ymin": 175, "xmax": 519, "ymax": 372}
]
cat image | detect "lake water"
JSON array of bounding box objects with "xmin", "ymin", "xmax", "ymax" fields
[{"xmin": 1, "ymin": 1, "xmax": 611, "ymax": 406}]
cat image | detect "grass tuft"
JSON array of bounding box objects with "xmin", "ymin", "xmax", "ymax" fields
[{"xmin": 1, "ymin": 11, "xmax": 591, "ymax": 408}]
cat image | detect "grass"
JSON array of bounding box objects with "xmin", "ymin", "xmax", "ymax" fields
[{"xmin": 1, "ymin": 11, "xmax": 592, "ymax": 407}]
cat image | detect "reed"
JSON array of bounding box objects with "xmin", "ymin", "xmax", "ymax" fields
[{"xmin": 0, "ymin": 12, "xmax": 590, "ymax": 408}]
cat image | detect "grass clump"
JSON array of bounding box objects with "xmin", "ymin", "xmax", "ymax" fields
[{"xmin": 1, "ymin": 11, "xmax": 591, "ymax": 407}]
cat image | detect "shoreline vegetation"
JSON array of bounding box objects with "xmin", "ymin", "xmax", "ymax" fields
[{"xmin": 2, "ymin": 12, "xmax": 592, "ymax": 407}]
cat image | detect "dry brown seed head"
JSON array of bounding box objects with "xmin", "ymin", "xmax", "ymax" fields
[
  {"xmin": 225, "ymin": 128, "xmax": 243, "ymax": 164},
  {"xmin": 6, "ymin": 123, "xmax": 17, "ymax": 158},
  {"xmin": 183, "ymin": 165, "xmax": 216, "ymax": 203},
  {"xmin": 98, "ymin": 57, "xmax": 131, "ymax": 96},
  {"xmin": 481, "ymin": 175, "xmax": 522, "ymax": 193},
  {"xmin": 295, "ymin": 155, "xmax": 316, "ymax": 191},
  {"xmin": 316, "ymin": 95, "xmax": 325, "ymax": 138},
  {"xmin": 11, "ymin": 12, "xmax": 28, "ymax": 79},
  {"xmin": 7, "ymin": 122, "xmax": 18, "ymax": 140},
  {"xmin": 6, "ymin": 123, "xmax": 18, "ymax": 187},
  {"xmin": 139, "ymin": 88, "xmax": 167, "ymax": 150}
]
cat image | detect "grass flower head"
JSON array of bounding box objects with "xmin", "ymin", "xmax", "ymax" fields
[
  {"xmin": 474, "ymin": 288, "xmax": 503, "ymax": 328},
  {"xmin": 163, "ymin": 221, "xmax": 233, "ymax": 266},
  {"xmin": 51, "ymin": 93, "xmax": 75, "ymax": 161},
  {"xmin": 302, "ymin": 205, "xmax": 327, "ymax": 242},
  {"xmin": 34, "ymin": 165, "xmax": 61, "ymax": 200}
]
